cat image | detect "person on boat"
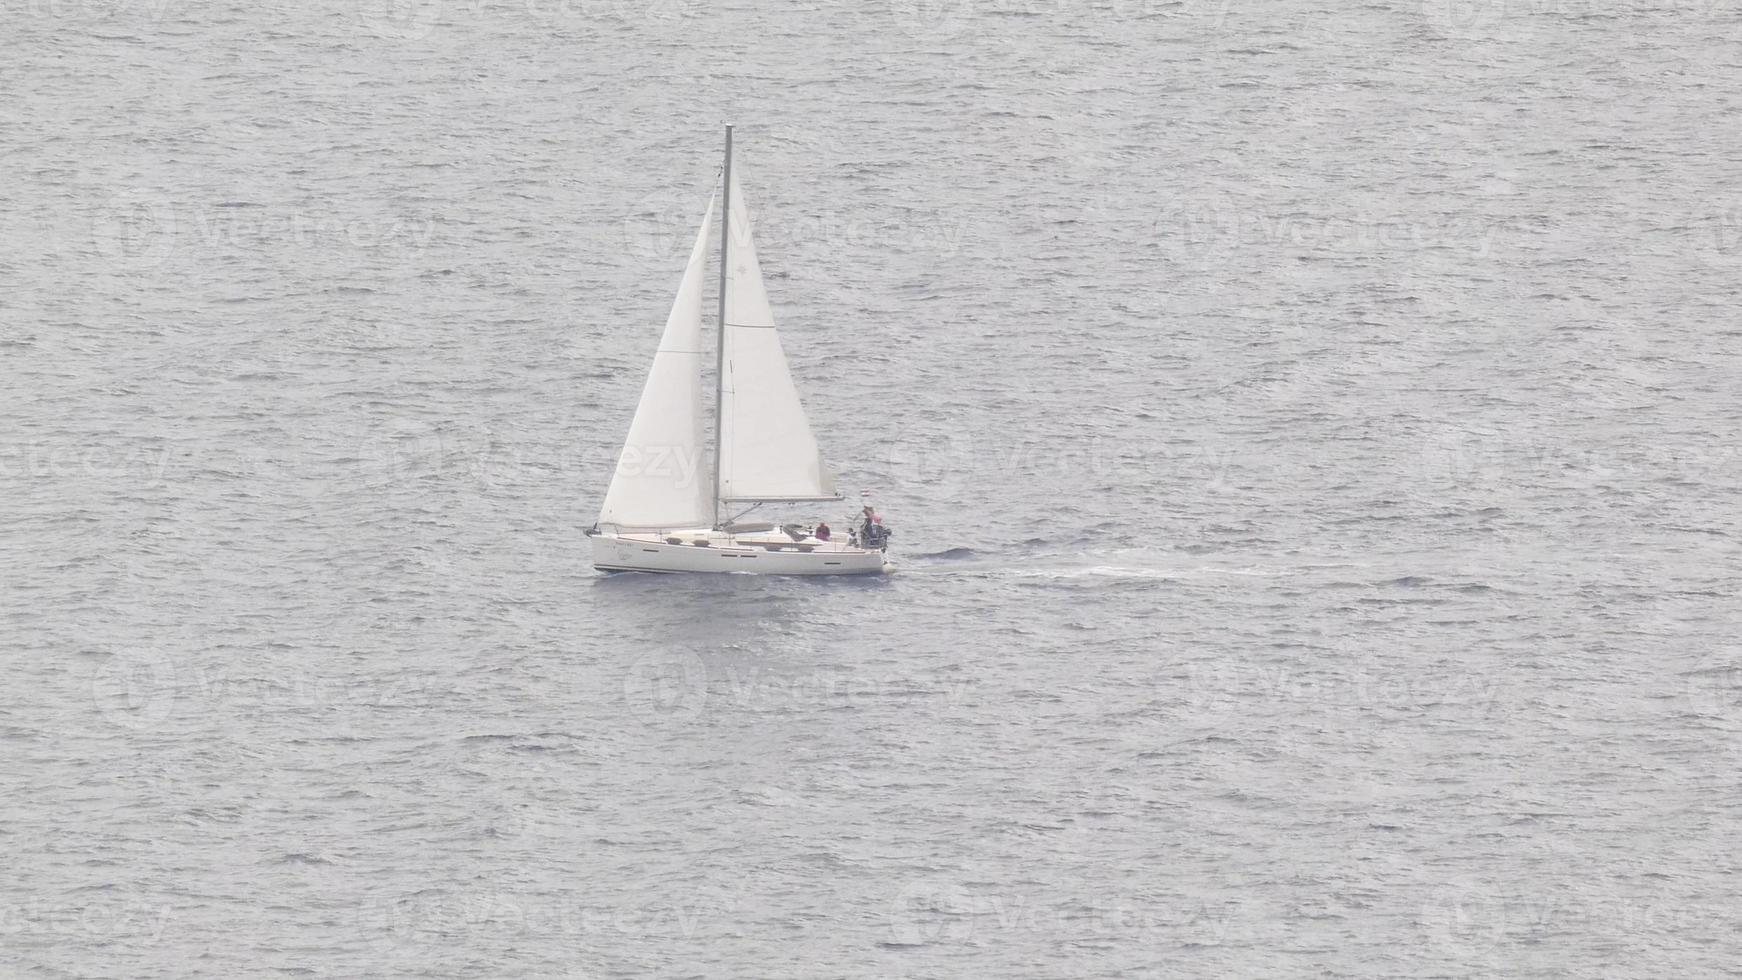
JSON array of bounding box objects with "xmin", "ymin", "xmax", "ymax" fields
[
  {"xmin": 815, "ymin": 521, "xmax": 830, "ymax": 541},
  {"xmin": 857, "ymin": 505, "xmax": 890, "ymax": 550}
]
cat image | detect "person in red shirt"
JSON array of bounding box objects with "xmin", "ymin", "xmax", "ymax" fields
[{"xmin": 815, "ymin": 521, "xmax": 831, "ymax": 541}]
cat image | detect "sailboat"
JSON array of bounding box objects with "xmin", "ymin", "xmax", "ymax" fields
[{"xmin": 587, "ymin": 126, "xmax": 894, "ymax": 575}]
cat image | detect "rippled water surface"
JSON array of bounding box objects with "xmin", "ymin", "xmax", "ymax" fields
[{"xmin": 4, "ymin": 1, "xmax": 1740, "ymax": 976}]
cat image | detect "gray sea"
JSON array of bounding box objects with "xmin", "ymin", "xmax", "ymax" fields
[{"xmin": 4, "ymin": 0, "xmax": 1740, "ymax": 976}]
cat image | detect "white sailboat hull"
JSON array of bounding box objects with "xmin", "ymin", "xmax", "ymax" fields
[{"xmin": 591, "ymin": 531, "xmax": 891, "ymax": 576}]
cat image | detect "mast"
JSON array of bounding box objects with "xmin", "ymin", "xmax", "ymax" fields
[{"xmin": 711, "ymin": 124, "xmax": 733, "ymax": 528}]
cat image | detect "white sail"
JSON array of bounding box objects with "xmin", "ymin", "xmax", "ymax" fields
[
  {"xmin": 597, "ymin": 195, "xmax": 716, "ymax": 529},
  {"xmin": 717, "ymin": 169, "xmax": 840, "ymax": 503}
]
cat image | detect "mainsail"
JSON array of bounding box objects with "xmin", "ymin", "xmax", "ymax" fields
[
  {"xmin": 717, "ymin": 168, "xmax": 840, "ymax": 504},
  {"xmin": 596, "ymin": 194, "xmax": 716, "ymax": 529}
]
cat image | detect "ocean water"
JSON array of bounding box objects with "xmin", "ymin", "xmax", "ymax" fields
[{"xmin": 4, "ymin": 0, "xmax": 1740, "ymax": 976}]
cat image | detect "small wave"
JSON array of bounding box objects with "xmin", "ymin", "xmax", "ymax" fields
[
  {"xmin": 918, "ymin": 547, "xmax": 977, "ymax": 560},
  {"xmin": 735, "ymin": 784, "xmax": 803, "ymax": 808},
  {"xmin": 1011, "ymin": 566, "xmax": 1188, "ymax": 581},
  {"xmin": 461, "ymin": 732, "xmax": 583, "ymax": 754},
  {"xmin": 1006, "ymin": 564, "xmax": 1299, "ymax": 582}
]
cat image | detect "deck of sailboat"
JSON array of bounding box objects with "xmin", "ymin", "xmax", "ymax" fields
[
  {"xmin": 612, "ymin": 529, "xmax": 870, "ymax": 554},
  {"xmin": 593, "ymin": 527, "xmax": 890, "ymax": 575}
]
